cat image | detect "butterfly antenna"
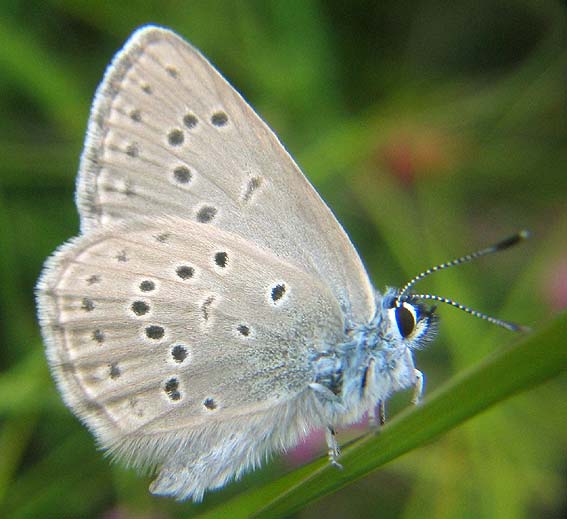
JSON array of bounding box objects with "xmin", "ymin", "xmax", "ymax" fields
[
  {"xmin": 411, "ymin": 293, "xmax": 529, "ymax": 332},
  {"xmin": 397, "ymin": 230, "xmax": 531, "ymax": 333}
]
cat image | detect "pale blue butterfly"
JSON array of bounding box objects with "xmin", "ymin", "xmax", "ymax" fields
[{"xmin": 36, "ymin": 25, "xmax": 526, "ymax": 502}]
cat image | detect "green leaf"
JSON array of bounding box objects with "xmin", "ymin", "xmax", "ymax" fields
[{"xmin": 197, "ymin": 311, "xmax": 567, "ymax": 519}]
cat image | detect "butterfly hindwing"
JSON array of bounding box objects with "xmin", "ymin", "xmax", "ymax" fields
[{"xmin": 37, "ymin": 216, "xmax": 345, "ymax": 498}]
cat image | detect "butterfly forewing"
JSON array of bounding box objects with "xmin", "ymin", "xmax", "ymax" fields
[{"xmin": 77, "ymin": 26, "xmax": 375, "ymax": 323}]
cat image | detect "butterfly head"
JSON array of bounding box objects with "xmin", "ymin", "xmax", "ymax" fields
[{"xmin": 381, "ymin": 289, "xmax": 438, "ymax": 349}]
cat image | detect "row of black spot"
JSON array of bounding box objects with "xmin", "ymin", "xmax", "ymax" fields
[
  {"xmin": 91, "ymin": 320, "xmax": 248, "ymax": 348},
  {"xmin": 85, "ymin": 279, "xmax": 282, "ymax": 346},
  {"xmin": 163, "ymin": 375, "xmax": 218, "ymax": 409},
  {"xmin": 142, "ymin": 321, "xmax": 251, "ymax": 341},
  {"xmin": 131, "ymin": 75, "xmax": 229, "ymax": 133},
  {"xmin": 156, "ymin": 260, "xmax": 285, "ymax": 297},
  {"xmin": 125, "ymin": 90, "xmax": 229, "ymax": 222},
  {"xmin": 173, "ymin": 251, "xmax": 228, "ymax": 282},
  {"xmin": 138, "ymin": 58, "xmax": 229, "ymax": 128},
  {"xmin": 104, "ymin": 343, "xmax": 188, "ymax": 385},
  {"xmin": 125, "ymin": 83, "xmax": 265, "ymax": 210},
  {"xmin": 166, "ymin": 110, "xmax": 228, "ymax": 147},
  {"xmin": 171, "ymin": 164, "xmax": 263, "ymax": 207},
  {"xmin": 129, "ymin": 280, "xmax": 284, "ymax": 333}
]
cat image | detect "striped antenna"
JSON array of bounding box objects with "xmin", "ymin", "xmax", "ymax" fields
[
  {"xmin": 411, "ymin": 294, "xmax": 529, "ymax": 332},
  {"xmin": 397, "ymin": 230, "xmax": 530, "ymax": 332},
  {"xmin": 398, "ymin": 230, "xmax": 530, "ymax": 300}
]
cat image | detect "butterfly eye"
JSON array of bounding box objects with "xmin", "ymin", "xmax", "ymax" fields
[{"xmin": 395, "ymin": 304, "xmax": 416, "ymax": 338}]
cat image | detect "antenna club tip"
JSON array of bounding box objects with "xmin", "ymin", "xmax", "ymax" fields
[
  {"xmin": 501, "ymin": 320, "xmax": 531, "ymax": 333},
  {"xmin": 515, "ymin": 324, "xmax": 532, "ymax": 334},
  {"xmin": 495, "ymin": 230, "xmax": 531, "ymax": 251}
]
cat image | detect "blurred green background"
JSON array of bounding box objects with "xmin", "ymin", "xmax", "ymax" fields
[{"xmin": 0, "ymin": 1, "xmax": 566, "ymax": 518}]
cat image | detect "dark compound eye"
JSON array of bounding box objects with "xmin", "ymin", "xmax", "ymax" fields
[{"xmin": 395, "ymin": 305, "xmax": 416, "ymax": 338}]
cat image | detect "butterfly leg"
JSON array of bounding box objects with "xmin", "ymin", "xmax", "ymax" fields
[
  {"xmin": 325, "ymin": 427, "xmax": 343, "ymax": 469},
  {"xmin": 308, "ymin": 384, "xmax": 344, "ymax": 469},
  {"xmin": 411, "ymin": 369, "xmax": 424, "ymax": 405},
  {"xmin": 369, "ymin": 400, "xmax": 386, "ymax": 431},
  {"xmin": 365, "ymin": 359, "xmax": 386, "ymax": 431}
]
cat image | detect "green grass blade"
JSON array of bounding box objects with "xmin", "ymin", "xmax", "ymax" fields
[{"xmin": 197, "ymin": 311, "xmax": 567, "ymax": 519}]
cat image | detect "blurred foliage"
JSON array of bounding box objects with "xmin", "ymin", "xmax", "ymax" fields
[{"xmin": 0, "ymin": 1, "xmax": 565, "ymax": 518}]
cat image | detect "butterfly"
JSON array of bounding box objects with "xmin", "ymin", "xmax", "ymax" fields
[{"xmin": 36, "ymin": 25, "xmax": 526, "ymax": 502}]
